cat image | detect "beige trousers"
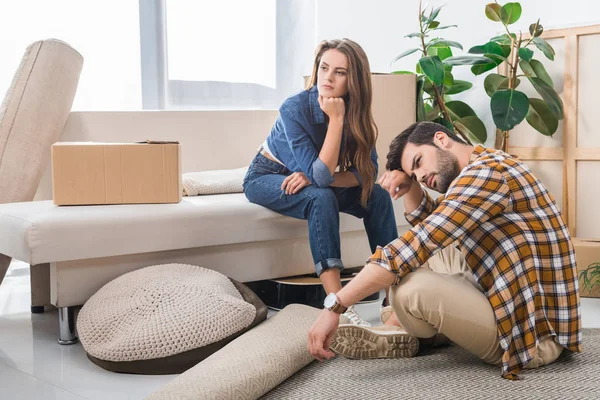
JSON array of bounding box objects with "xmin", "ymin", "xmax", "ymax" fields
[{"xmin": 390, "ymin": 245, "xmax": 563, "ymax": 369}]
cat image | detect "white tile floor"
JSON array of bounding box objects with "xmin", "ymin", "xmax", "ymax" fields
[{"xmin": 1, "ymin": 260, "xmax": 600, "ymax": 400}]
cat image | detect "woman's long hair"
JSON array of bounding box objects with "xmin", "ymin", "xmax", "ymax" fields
[{"xmin": 305, "ymin": 39, "xmax": 378, "ymax": 208}]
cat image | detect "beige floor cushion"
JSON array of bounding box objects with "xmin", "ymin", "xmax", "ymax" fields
[
  {"xmin": 147, "ymin": 304, "xmax": 320, "ymax": 400},
  {"xmin": 77, "ymin": 263, "xmax": 267, "ymax": 374}
]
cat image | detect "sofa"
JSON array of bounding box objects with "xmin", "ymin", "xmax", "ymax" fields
[{"xmin": 0, "ymin": 74, "xmax": 416, "ymax": 344}]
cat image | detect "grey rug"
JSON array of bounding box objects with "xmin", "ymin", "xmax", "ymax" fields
[{"xmin": 261, "ymin": 329, "xmax": 600, "ymax": 400}]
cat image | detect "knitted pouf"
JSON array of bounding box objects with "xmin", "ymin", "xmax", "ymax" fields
[{"xmin": 77, "ymin": 263, "xmax": 267, "ymax": 374}]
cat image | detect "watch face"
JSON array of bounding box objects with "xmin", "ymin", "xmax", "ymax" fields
[{"xmin": 324, "ymin": 293, "xmax": 336, "ymax": 308}]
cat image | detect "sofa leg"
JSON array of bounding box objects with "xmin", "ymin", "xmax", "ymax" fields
[
  {"xmin": 31, "ymin": 263, "xmax": 51, "ymax": 312},
  {"xmin": 31, "ymin": 306, "xmax": 45, "ymax": 314},
  {"xmin": 58, "ymin": 307, "xmax": 78, "ymax": 345}
]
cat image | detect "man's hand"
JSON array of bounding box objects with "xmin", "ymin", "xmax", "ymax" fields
[
  {"xmin": 318, "ymin": 95, "xmax": 345, "ymax": 123},
  {"xmin": 281, "ymin": 172, "xmax": 311, "ymax": 195},
  {"xmin": 308, "ymin": 309, "xmax": 340, "ymax": 361},
  {"xmin": 378, "ymin": 170, "xmax": 413, "ymax": 200}
]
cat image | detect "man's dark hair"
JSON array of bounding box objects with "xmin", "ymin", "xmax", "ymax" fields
[{"xmin": 386, "ymin": 121, "xmax": 466, "ymax": 171}]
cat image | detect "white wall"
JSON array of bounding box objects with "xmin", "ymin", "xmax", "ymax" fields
[
  {"xmin": 315, "ymin": 0, "xmax": 600, "ymax": 147},
  {"xmin": 0, "ymin": 0, "xmax": 141, "ymax": 111}
]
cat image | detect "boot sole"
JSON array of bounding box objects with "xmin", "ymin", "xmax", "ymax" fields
[{"xmin": 331, "ymin": 325, "xmax": 419, "ymax": 359}]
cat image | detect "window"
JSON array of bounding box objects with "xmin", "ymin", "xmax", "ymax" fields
[
  {"xmin": 166, "ymin": 0, "xmax": 276, "ymax": 88},
  {"xmin": 0, "ymin": 0, "xmax": 141, "ymax": 111},
  {"xmin": 140, "ymin": 0, "xmax": 317, "ymax": 110}
]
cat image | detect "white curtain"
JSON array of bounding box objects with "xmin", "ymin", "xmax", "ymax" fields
[{"xmin": 140, "ymin": 0, "xmax": 317, "ymax": 110}]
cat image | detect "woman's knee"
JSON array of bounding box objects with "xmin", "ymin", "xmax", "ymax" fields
[
  {"xmin": 242, "ymin": 180, "xmax": 262, "ymax": 204},
  {"xmin": 306, "ymin": 187, "xmax": 338, "ymax": 209},
  {"xmin": 369, "ymin": 184, "xmax": 393, "ymax": 209}
]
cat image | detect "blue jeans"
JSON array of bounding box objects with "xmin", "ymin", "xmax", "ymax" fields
[{"xmin": 243, "ymin": 153, "xmax": 399, "ymax": 276}]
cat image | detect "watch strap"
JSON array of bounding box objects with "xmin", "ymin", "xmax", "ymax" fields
[{"xmin": 329, "ymin": 301, "xmax": 348, "ymax": 314}]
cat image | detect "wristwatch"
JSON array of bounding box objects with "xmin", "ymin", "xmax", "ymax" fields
[{"xmin": 323, "ymin": 292, "xmax": 348, "ymax": 314}]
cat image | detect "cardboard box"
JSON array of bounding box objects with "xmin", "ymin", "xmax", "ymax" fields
[
  {"xmin": 573, "ymin": 238, "xmax": 600, "ymax": 298},
  {"xmin": 51, "ymin": 142, "xmax": 182, "ymax": 205}
]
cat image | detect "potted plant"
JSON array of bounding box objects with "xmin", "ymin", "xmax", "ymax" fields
[
  {"xmin": 580, "ymin": 262, "xmax": 600, "ymax": 297},
  {"xmin": 448, "ymin": 2, "xmax": 564, "ymax": 151},
  {"xmin": 391, "ymin": 1, "xmax": 488, "ymax": 145}
]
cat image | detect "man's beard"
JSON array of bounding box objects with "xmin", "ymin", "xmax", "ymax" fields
[{"xmin": 435, "ymin": 148, "xmax": 461, "ymax": 193}]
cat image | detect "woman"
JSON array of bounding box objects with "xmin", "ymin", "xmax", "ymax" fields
[{"xmin": 243, "ymin": 39, "xmax": 398, "ymax": 326}]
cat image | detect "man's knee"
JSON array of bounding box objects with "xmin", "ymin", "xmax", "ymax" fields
[{"xmin": 391, "ymin": 269, "xmax": 437, "ymax": 308}]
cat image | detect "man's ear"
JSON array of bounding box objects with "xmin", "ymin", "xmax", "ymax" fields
[{"xmin": 433, "ymin": 131, "xmax": 449, "ymax": 148}]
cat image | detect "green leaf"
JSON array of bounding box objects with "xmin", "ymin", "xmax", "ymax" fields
[
  {"xmin": 518, "ymin": 48, "xmax": 534, "ymax": 62},
  {"xmin": 391, "ymin": 48, "xmax": 421, "ymax": 65},
  {"xmin": 532, "ymin": 37, "xmax": 555, "ymax": 61},
  {"xmin": 469, "ymin": 42, "xmax": 504, "ymax": 57},
  {"xmin": 519, "ymin": 59, "xmax": 535, "ymax": 77},
  {"xmin": 428, "ymin": 5, "xmax": 443, "ymax": 23},
  {"xmin": 484, "ymin": 73, "xmax": 520, "ymax": 96},
  {"xmin": 529, "ymin": 20, "xmax": 544, "ymax": 37},
  {"xmin": 416, "ymin": 62, "xmax": 423, "ymax": 74},
  {"xmin": 455, "ymin": 116, "xmax": 488, "ymax": 143},
  {"xmin": 490, "ymin": 33, "xmax": 517, "ymax": 45},
  {"xmin": 445, "ymin": 80, "xmax": 473, "ymax": 95},
  {"xmin": 432, "ymin": 25, "xmax": 458, "ymax": 30},
  {"xmin": 485, "ymin": 3, "xmax": 502, "ymax": 21},
  {"xmin": 471, "ymin": 62, "xmax": 498, "ymax": 76},
  {"xmin": 422, "ymin": 80, "xmax": 435, "ymax": 96},
  {"xmin": 428, "ymin": 21, "xmax": 440, "ymax": 29},
  {"xmin": 444, "ymin": 71, "xmax": 455, "ymax": 87},
  {"xmin": 416, "ymin": 78, "xmax": 426, "ymax": 122},
  {"xmin": 484, "ymin": 74, "xmax": 507, "ymax": 96},
  {"xmin": 528, "ymin": 77, "xmax": 564, "ymax": 119},
  {"xmin": 487, "ymin": 54, "xmax": 508, "ymax": 67},
  {"xmin": 526, "ymin": 98, "xmax": 559, "ymax": 136},
  {"xmin": 425, "ymin": 104, "xmax": 441, "ymax": 121},
  {"xmin": 391, "ymin": 70, "xmax": 416, "ymax": 75},
  {"xmin": 444, "ymin": 55, "xmax": 494, "ymax": 66},
  {"xmin": 500, "ymin": 45, "xmax": 512, "ymax": 58},
  {"xmin": 419, "ymin": 55, "xmax": 445, "ymax": 86},
  {"xmin": 491, "ymin": 89, "xmax": 529, "ymax": 130},
  {"xmin": 446, "ymin": 100, "xmax": 476, "ymax": 120},
  {"xmin": 429, "ymin": 39, "xmax": 463, "ymax": 50},
  {"xmin": 435, "ymin": 117, "xmax": 455, "ymax": 132},
  {"xmin": 405, "ymin": 32, "xmax": 424, "ymax": 38},
  {"xmin": 520, "ymin": 59, "xmax": 554, "ymax": 86},
  {"xmin": 429, "ymin": 45, "xmax": 453, "ymax": 61},
  {"xmin": 500, "ymin": 2, "xmax": 522, "ymax": 25}
]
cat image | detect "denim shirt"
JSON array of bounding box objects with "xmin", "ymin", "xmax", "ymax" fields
[{"xmin": 265, "ymin": 85, "xmax": 378, "ymax": 188}]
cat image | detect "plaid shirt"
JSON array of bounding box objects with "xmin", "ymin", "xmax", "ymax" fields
[{"xmin": 368, "ymin": 145, "xmax": 582, "ymax": 379}]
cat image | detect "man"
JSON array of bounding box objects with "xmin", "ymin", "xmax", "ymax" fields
[{"xmin": 308, "ymin": 121, "xmax": 581, "ymax": 380}]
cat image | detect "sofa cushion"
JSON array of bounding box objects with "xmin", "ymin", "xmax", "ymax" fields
[
  {"xmin": 0, "ymin": 39, "xmax": 82, "ymax": 283},
  {"xmin": 0, "ymin": 194, "xmax": 408, "ymax": 264},
  {"xmin": 0, "ymin": 39, "xmax": 82, "ymax": 204},
  {"xmin": 182, "ymin": 167, "xmax": 248, "ymax": 196},
  {"xmin": 77, "ymin": 263, "xmax": 268, "ymax": 374}
]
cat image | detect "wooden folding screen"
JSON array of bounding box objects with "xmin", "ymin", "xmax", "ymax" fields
[{"xmin": 503, "ymin": 24, "xmax": 600, "ymax": 238}]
